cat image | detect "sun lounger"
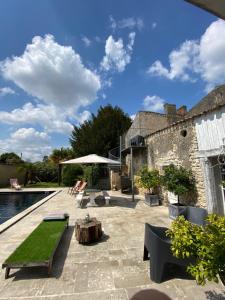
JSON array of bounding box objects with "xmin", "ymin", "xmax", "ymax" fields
[
  {"xmin": 75, "ymin": 181, "xmax": 87, "ymax": 194},
  {"xmin": 68, "ymin": 180, "xmax": 81, "ymax": 194},
  {"xmin": 10, "ymin": 178, "xmax": 21, "ymax": 190},
  {"xmin": 2, "ymin": 213, "xmax": 69, "ymax": 279}
]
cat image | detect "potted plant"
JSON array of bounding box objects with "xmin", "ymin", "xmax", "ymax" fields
[
  {"xmin": 137, "ymin": 166, "xmax": 161, "ymax": 206},
  {"xmin": 167, "ymin": 214, "xmax": 225, "ymax": 286},
  {"xmin": 162, "ymin": 164, "xmax": 196, "ymax": 219}
]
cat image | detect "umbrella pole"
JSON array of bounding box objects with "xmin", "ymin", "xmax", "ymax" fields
[
  {"xmin": 58, "ymin": 164, "xmax": 62, "ymax": 186},
  {"xmin": 131, "ymin": 147, "xmax": 134, "ymax": 202}
]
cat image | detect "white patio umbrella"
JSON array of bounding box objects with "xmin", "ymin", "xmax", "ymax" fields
[
  {"xmin": 58, "ymin": 154, "xmax": 120, "ymax": 186},
  {"xmin": 60, "ymin": 154, "xmax": 120, "ymax": 165}
]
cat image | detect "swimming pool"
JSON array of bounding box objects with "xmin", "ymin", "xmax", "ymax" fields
[{"xmin": 0, "ymin": 191, "xmax": 54, "ymax": 224}]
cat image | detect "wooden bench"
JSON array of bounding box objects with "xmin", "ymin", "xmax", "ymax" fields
[{"xmin": 2, "ymin": 217, "xmax": 69, "ymax": 279}]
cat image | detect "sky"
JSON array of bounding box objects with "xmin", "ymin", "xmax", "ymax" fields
[{"xmin": 0, "ymin": 0, "xmax": 224, "ymax": 161}]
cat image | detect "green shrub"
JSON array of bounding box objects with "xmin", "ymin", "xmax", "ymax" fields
[
  {"xmin": 35, "ymin": 162, "xmax": 58, "ymax": 182},
  {"xmin": 167, "ymin": 214, "xmax": 225, "ymax": 285},
  {"xmin": 83, "ymin": 165, "xmax": 100, "ymax": 187},
  {"xmin": 62, "ymin": 165, "xmax": 83, "ymax": 186},
  {"xmin": 137, "ymin": 166, "xmax": 161, "ymax": 194}
]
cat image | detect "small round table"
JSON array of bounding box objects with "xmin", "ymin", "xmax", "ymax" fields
[
  {"xmin": 85, "ymin": 189, "xmax": 101, "ymax": 207},
  {"xmin": 75, "ymin": 217, "xmax": 102, "ymax": 244}
]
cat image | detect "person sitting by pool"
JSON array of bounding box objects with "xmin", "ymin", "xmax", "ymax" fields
[{"xmin": 9, "ymin": 178, "xmax": 21, "ymax": 190}]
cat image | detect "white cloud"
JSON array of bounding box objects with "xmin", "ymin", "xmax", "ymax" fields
[
  {"xmin": 1, "ymin": 34, "xmax": 101, "ymax": 111},
  {"xmin": 152, "ymin": 22, "xmax": 157, "ymax": 29},
  {"xmin": 198, "ymin": 19, "xmax": 225, "ymax": 90},
  {"xmin": 101, "ymin": 32, "xmax": 136, "ymax": 73},
  {"xmin": 143, "ymin": 95, "xmax": 165, "ymax": 112},
  {"xmin": 109, "ymin": 16, "xmax": 117, "ymax": 32},
  {"xmin": 148, "ymin": 19, "xmax": 225, "ymax": 90},
  {"xmin": 0, "ymin": 102, "xmax": 73, "ymax": 134},
  {"xmin": 130, "ymin": 114, "xmax": 136, "ymax": 120},
  {"xmin": 75, "ymin": 110, "xmax": 91, "ymax": 124},
  {"xmin": 0, "ymin": 128, "xmax": 52, "ymax": 162},
  {"xmin": 0, "ymin": 87, "xmax": 15, "ymax": 96},
  {"xmin": 148, "ymin": 40, "xmax": 199, "ymax": 81},
  {"xmin": 109, "ymin": 16, "xmax": 144, "ymax": 31},
  {"xmin": 82, "ymin": 36, "xmax": 91, "ymax": 47}
]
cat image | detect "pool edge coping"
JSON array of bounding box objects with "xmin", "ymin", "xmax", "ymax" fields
[{"xmin": 0, "ymin": 189, "xmax": 62, "ymax": 234}]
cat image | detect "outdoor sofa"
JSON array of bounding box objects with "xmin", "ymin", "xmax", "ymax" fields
[{"xmin": 2, "ymin": 213, "xmax": 69, "ymax": 279}]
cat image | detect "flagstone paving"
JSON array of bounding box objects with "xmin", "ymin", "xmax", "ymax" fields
[{"xmin": 0, "ymin": 189, "xmax": 224, "ymax": 299}]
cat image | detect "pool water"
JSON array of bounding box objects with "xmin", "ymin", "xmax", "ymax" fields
[{"xmin": 0, "ymin": 191, "xmax": 54, "ymax": 224}]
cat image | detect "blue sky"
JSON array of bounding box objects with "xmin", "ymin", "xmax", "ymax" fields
[{"xmin": 0, "ymin": 0, "xmax": 224, "ymax": 161}]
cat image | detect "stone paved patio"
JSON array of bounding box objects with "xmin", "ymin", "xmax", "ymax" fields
[{"xmin": 0, "ymin": 189, "xmax": 224, "ymax": 299}]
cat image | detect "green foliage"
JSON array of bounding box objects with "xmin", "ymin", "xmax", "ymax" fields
[
  {"xmin": 162, "ymin": 164, "xmax": 196, "ymax": 196},
  {"xmin": 167, "ymin": 214, "xmax": 225, "ymax": 285},
  {"xmin": 62, "ymin": 164, "xmax": 83, "ymax": 186},
  {"xmin": 34, "ymin": 162, "xmax": 58, "ymax": 182},
  {"xmin": 70, "ymin": 105, "xmax": 131, "ymax": 157},
  {"xmin": 0, "ymin": 152, "xmax": 23, "ymax": 164},
  {"xmin": 137, "ymin": 166, "xmax": 161, "ymax": 194},
  {"xmin": 83, "ymin": 165, "xmax": 100, "ymax": 187},
  {"xmin": 17, "ymin": 162, "xmax": 37, "ymax": 185},
  {"xmin": 49, "ymin": 147, "xmax": 74, "ymax": 164}
]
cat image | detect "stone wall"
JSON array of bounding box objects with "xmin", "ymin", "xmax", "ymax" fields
[
  {"xmin": 146, "ymin": 120, "xmax": 207, "ymax": 207},
  {"xmin": 125, "ymin": 111, "xmax": 168, "ymax": 148}
]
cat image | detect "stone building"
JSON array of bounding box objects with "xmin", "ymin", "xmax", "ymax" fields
[
  {"xmin": 120, "ymin": 84, "xmax": 225, "ymax": 215},
  {"xmin": 121, "ymin": 105, "xmax": 186, "ymax": 174}
]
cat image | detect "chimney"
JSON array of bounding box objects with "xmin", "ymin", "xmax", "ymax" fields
[
  {"xmin": 164, "ymin": 103, "xmax": 177, "ymax": 125},
  {"xmin": 176, "ymin": 105, "xmax": 187, "ymax": 117},
  {"xmin": 164, "ymin": 103, "xmax": 177, "ymax": 116}
]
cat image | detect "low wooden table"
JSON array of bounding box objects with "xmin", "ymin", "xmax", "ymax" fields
[{"xmin": 75, "ymin": 217, "xmax": 102, "ymax": 244}]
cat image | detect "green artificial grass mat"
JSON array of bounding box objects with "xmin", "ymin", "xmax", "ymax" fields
[{"xmin": 5, "ymin": 220, "xmax": 67, "ymax": 265}]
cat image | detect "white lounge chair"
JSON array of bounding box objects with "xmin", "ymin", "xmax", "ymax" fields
[{"xmin": 10, "ymin": 178, "xmax": 21, "ymax": 190}]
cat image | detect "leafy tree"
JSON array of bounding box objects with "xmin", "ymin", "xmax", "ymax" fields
[
  {"xmin": 17, "ymin": 162, "xmax": 37, "ymax": 186},
  {"xmin": 137, "ymin": 166, "xmax": 161, "ymax": 194},
  {"xmin": 162, "ymin": 164, "xmax": 196, "ymax": 204},
  {"xmin": 70, "ymin": 105, "xmax": 131, "ymax": 157},
  {"xmin": 0, "ymin": 152, "xmax": 23, "ymax": 164},
  {"xmin": 49, "ymin": 147, "xmax": 74, "ymax": 164},
  {"xmin": 42, "ymin": 155, "xmax": 49, "ymax": 163},
  {"xmin": 35, "ymin": 161, "xmax": 58, "ymax": 182}
]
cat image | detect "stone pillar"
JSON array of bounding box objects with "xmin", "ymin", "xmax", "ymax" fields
[{"xmin": 201, "ymin": 158, "xmax": 216, "ymax": 213}]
